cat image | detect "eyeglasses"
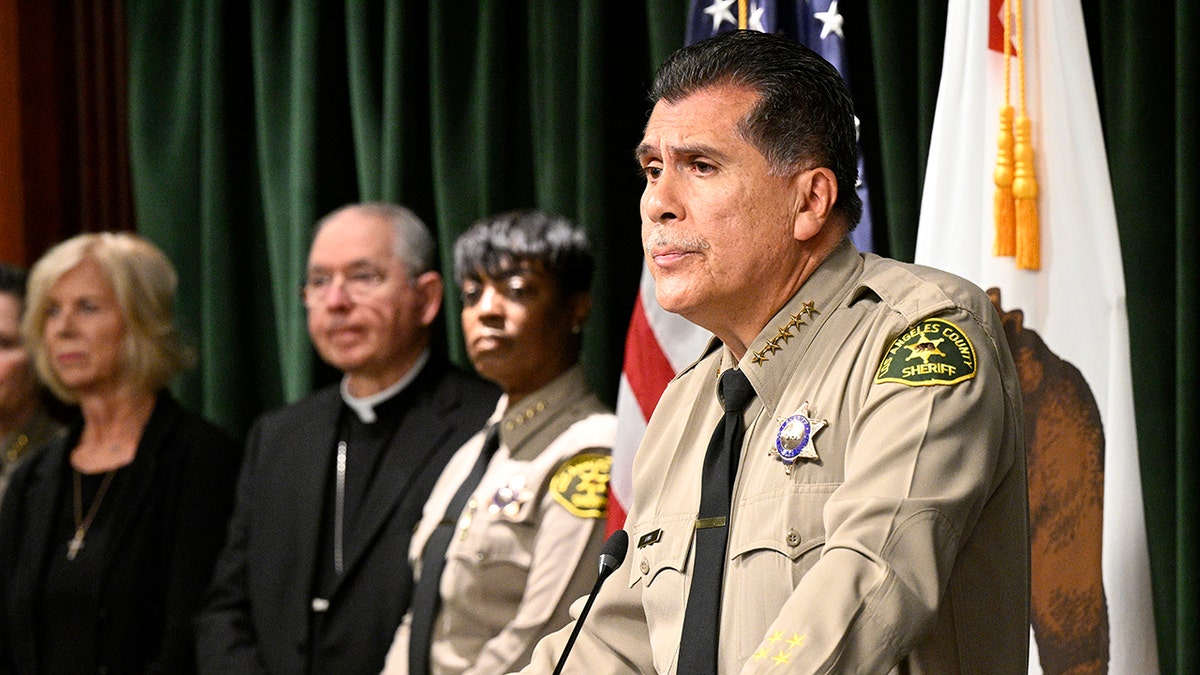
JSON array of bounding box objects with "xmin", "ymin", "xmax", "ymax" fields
[{"xmin": 302, "ymin": 266, "xmax": 388, "ymax": 305}]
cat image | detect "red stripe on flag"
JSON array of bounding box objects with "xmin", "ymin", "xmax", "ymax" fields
[
  {"xmin": 604, "ymin": 494, "xmax": 626, "ymax": 538},
  {"xmin": 623, "ymin": 294, "xmax": 677, "ymax": 419}
]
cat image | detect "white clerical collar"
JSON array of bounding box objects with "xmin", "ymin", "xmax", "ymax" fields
[{"xmin": 340, "ymin": 349, "xmax": 430, "ymax": 423}]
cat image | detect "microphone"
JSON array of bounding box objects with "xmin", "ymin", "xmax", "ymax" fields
[
  {"xmin": 598, "ymin": 529, "xmax": 628, "ymax": 578},
  {"xmin": 553, "ymin": 530, "xmax": 629, "ymax": 675}
]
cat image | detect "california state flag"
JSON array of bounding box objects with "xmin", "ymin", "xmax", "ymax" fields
[{"xmin": 916, "ymin": 0, "xmax": 1158, "ymax": 671}]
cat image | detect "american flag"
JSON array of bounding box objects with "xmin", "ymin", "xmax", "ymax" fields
[{"xmin": 607, "ymin": 0, "xmax": 874, "ymax": 533}]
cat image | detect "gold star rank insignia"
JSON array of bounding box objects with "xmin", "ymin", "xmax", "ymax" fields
[{"xmin": 752, "ymin": 302, "xmax": 817, "ymax": 366}]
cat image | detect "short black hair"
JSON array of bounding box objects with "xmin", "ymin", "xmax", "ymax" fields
[
  {"xmin": 651, "ymin": 30, "xmax": 863, "ymax": 227},
  {"xmin": 0, "ymin": 263, "xmax": 29, "ymax": 303},
  {"xmin": 453, "ymin": 210, "xmax": 593, "ymax": 297}
]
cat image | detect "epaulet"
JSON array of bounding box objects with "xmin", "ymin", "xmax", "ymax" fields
[{"xmin": 672, "ymin": 335, "xmax": 723, "ymax": 381}]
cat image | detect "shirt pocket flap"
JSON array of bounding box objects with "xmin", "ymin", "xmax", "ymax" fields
[
  {"xmin": 450, "ymin": 500, "xmax": 536, "ymax": 570},
  {"xmin": 628, "ymin": 512, "xmax": 695, "ymax": 589},
  {"xmin": 729, "ymin": 486, "xmax": 835, "ymax": 561}
]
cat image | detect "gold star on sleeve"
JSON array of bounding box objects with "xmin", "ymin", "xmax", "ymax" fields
[
  {"xmin": 753, "ymin": 648, "xmax": 770, "ymax": 661},
  {"xmin": 787, "ymin": 633, "xmax": 806, "ymax": 649},
  {"xmin": 766, "ymin": 630, "xmax": 785, "ymax": 645},
  {"xmin": 771, "ymin": 649, "xmax": 791, "ymax": 665}
]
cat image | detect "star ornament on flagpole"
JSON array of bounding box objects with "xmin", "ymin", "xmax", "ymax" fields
[
  {"xmin": 814, "ymin": 0, "xmax": 845, "ymax": 40},
  {"xmin": 703, "ymin": 0, "xmax": 737, "ymax": 33}
]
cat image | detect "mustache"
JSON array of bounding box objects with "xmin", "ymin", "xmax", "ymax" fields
[{"xmin": 643, "ymin": 229, "xmax": 710, "ymax": 255}]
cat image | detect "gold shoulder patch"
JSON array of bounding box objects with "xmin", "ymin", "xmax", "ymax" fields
[
  {"xmin": 875, "ymin": 318, "xmax": 977, "ymax": 387},
  {"xmin": 549, "ymin": 453, "xmax": 611, "ymax": 519}
]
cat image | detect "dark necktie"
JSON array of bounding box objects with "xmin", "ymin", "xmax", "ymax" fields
[
  {"xmin": 678, "ymin": 368, "xmax": 756, "ymax": 674},
  {"xmin": 408, "ymin": 424, "xmax": 501, "ymax": 675}
]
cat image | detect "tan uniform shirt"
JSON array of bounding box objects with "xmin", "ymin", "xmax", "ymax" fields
[
  {"xmin": 0, "ymin": 407, "xmax": 64, "ymax": 509},
  {"xmin": 522, "ymin": 241, "xmax": 1028, "ymax": 673},
  {"xmin": 384, "ymin": 365, "xmax": 615, "ymax": 674}
]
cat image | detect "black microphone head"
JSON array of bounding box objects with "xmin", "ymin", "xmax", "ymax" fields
[{"xmin": 598, "ymin": 530, "xmax": 629, "ymax": 578}]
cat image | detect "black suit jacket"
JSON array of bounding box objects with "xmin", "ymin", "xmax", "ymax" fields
[
  {"xmin": 0, "ymin": 392, "xmax": 242, "ymax": 674},
  {"xmin": 195, "ymin": 357, "xmax": 498, "ymax": 674}
]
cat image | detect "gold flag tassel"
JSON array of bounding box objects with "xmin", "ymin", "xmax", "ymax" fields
[
  {"xmin": 1012, "ymin": 0, "xmax": 1040, "ymax": 269},
  {"xmin": 993, "ymin": 0, "xmax": 1016, "ymax": 257}
]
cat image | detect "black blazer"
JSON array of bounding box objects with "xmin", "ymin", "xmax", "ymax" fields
[
  {"xmin": 195, "ymin": 357, "xmax": 498, "ymax": 674},
  {"xmin": 0, "ymin": 392, "xmax": 242, "ymax": 674}
]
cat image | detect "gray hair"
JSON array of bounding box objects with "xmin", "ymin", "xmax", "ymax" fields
[{"xmin": 315, "ymin": 202, "xmax": 436, "ymax": 275}]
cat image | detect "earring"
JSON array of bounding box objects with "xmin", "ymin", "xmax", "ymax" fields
[{"xmin": 571, "ymin": 325, "xmax": 582, "ymax": 334}]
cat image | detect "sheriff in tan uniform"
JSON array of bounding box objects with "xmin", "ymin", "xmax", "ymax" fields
[
  {"xmin": 384, "ymin": 365, "xmax": 615, "ymax": 674},
  {"xmin": 520, "ymin": 30, "xmax": 1028, "ymax": 675},
  {"xmin": 524, "ymin": 242, "xmax": 1027, "ymax": 673}
]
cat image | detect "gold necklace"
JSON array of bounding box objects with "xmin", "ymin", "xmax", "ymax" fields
[{"xmin": 68, "ymin": 469, "xmax": 117, "ymax": 561}]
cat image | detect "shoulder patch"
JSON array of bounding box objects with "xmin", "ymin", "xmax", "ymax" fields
[
  {"xmin": 549, "ymin": 453, "xmax": 611, "ymax": 519},
  {"xmin": 874, "ymin": 318, "xmax": 977, "ymax": 387}
]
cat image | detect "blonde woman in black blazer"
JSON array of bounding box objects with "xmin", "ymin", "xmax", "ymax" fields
[{"xmin": 0, "ymin": 233, "xmax": 241, "ymax": 673}]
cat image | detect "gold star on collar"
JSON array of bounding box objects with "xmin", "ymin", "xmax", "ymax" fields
[
  {"xmin": 504, "ymin": 399, "xmax": 547, "ymax": 432},
  {"xmin": 751, "ymin": 302, "xmax": 818, "ymax": 366}
]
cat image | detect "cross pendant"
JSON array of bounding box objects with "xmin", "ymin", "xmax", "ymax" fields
[{"xmin": 67, "ymin": 530, "xmax": 84, "ymax": 561}]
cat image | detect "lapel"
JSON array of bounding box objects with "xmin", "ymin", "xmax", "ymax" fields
[
  {"xmin": 92, "ymin": 393, "xmax": 179, "ymax": 588},
  {"xmin": 284, "ymin": 386, "xmax": 343, "ymax": 598},
  {"xmin": 333, "ymin": 361, "xmax": 458, "ymax": 591}
]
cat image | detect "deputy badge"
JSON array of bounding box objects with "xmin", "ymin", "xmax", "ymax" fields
[
  {"xmin": 874, "ymin": 318, "xmax": 977, "ymax": 387},
  {"xmin": 549, "ymin": 453, "xmax": 611, "ymax": 519},
  {"xmin": 490, "ymin": 475, "xmax": 534, "ymax": 519},
  {"xmin": 770, "ymin": 402, "xmax": 827, "ymax": 473}
]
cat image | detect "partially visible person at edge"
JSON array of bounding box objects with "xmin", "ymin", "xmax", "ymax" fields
[
  {"xmin": 0, "ymin": 263, "xmax": 65, "ymax": 508},
  {"xmin": 196, "ymin": 203, "xmax": 500, "ymax": 674},
  {"xmin": 519, "ymin": 30, "xmax": 1028, "ymax": 674},
  {"xmin": 0, "ymin": 233, "xmax": 242, "ymax": 673},
  {"xmin": 382, "ymin": 210, "xmax": 616, "ymax": 675}
]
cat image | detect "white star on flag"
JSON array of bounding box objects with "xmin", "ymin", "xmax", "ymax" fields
[
  {"xmin": 814, "ymin": 0, "xmax": 844, "ymax": 40},
  {"xmin": 748, "ymin": 3, "xmax": 767, "ymax": 33},
  {"xmin": 703, "ymin": 0, "xmax": 737, "ymax": 33}
]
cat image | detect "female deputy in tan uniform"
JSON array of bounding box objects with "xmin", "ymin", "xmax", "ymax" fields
[{"xmin": 382, "ymin": 210, "xmax": 615, "ymax": 675}]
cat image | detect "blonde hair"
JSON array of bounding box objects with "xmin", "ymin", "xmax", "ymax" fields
[{"xmin": 22, "ymin": 232, "xmax": 195, "ymax": 403}]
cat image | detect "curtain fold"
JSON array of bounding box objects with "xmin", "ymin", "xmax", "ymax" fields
[
  {"xmin": 1173, "ymin": 1, "xmax": 1198, "ymax": 667},
  {"xmin": 124, "ymin": 0, "xmax": 1196, "ymax": 667},
  {"xmin": 128, "ymin": 0, "xmax": 280, "ymax": 435}
]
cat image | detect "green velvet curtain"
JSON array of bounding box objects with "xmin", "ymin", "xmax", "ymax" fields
[{"xmin": 125, "ymin": 1, "xmax": 1196, "ymax": 669}]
